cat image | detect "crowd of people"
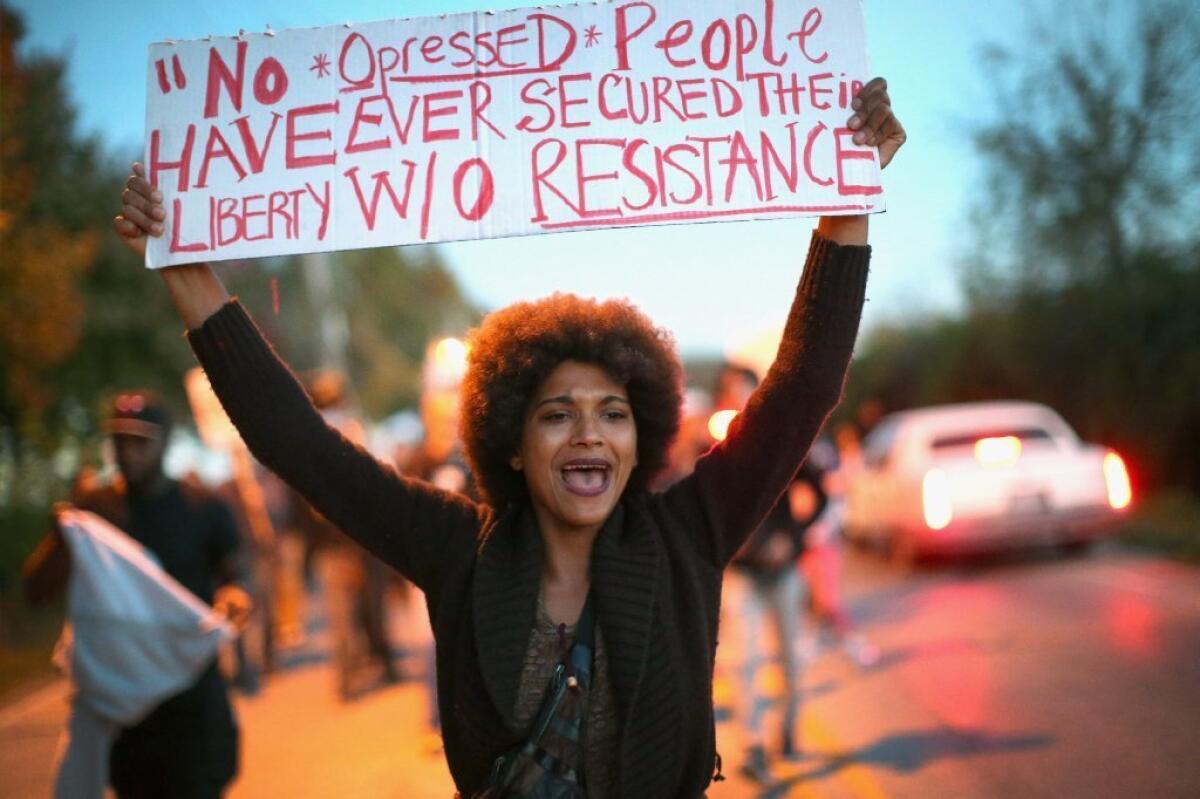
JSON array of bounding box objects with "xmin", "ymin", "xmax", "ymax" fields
[{"xmin": 21, "ymin": 76, "xmax": 904, "ymax": 797}]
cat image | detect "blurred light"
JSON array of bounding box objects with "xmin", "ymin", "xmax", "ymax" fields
[
  {"xmin": 707, "ymin": 409, "xmax": 738, "ymax": 442},
  {"xmin": 433, "ymin": 337, "xmax": 469, "ymax": 372},
  {"xmin": 1106, "ymin": 592, "xmax": 1158, "ymax": 660},
  {"xmin": 974, "ymin": 435, "xmax": 1022, "ymax": 468},
  {"xmin": 1104, "ymin": 451, "xmax": 1132, "ymax": 510},
  {"xmin": 425, "ymin": 336, "xmax": 470, "ymax": 391},
  {"xmin": 923, "ymin": 468, "xmax": 953, "ymax": 530}
]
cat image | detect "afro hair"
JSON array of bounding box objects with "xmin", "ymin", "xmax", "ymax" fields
[{"xmin": 460, "ymin": 293, "xmax": 683, "ymax": 509}]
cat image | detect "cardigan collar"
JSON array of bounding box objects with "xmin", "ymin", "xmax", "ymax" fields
[{"xmin": 471, "ymin": 497, "xmax": 663, "ymax": 731}]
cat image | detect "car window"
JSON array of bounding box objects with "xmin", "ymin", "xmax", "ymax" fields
[{"xmin": 929, "ymin": 427, "xmax": 1056, "ymax": 451}]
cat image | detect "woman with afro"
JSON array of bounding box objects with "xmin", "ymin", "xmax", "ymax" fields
[{"xmin": 115, "ymin": 78, "xmax": 904, "ymax": 797}]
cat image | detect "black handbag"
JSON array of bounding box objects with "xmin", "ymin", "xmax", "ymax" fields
[{"xmin": 481, "ymin": 592, "xmax": 596, "ymax": 798}]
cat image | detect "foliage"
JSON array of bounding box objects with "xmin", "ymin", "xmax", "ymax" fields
[
  {"xmin": 1, "ymin": 5, "xmax": 103, "ymax": 451},
  {"xmin": 219, "ymin": 247, "xmax": 480, "ymax": 420},
  {"xmin": 1117, "ymin": 490, "xmax": 1200, "ymax": 563},
  {"xmin": 0, "ymin": 504, "xmax": 62, "ymax": 704},
  {"xmin": 965, "ymin": 0, "xmax": 1199, "ymax": 291},
  {"xmin": 843, "ymin": 0, "xmax": 1200, "ymax": 494},
  {"xmin": 0, "ymin": 3, "xmax": 480, "ymax": 510}
]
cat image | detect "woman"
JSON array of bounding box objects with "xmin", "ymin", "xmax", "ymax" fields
[{"xmin": 115, "ymin": 78, "xmax": 904, "ymax": 797}]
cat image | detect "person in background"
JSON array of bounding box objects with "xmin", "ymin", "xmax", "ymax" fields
[
  {"xmin": 23, "ymin": 391, "xmax": 250, "ymax": 798},
  {"xmin": 292, "ymin": 371, "xmax": 400, "ymax": 699},
  {"xmin": 267, "ymin": 470, "xmax": 308, "ymax": 651},
  {"xmin": 712, "ymin": 363, "xmax": 825, "ymax": 782},
  {"xmin": 401, "ymin": 376, "xmax": 477, "ymax": 737},
  {"xmin": 654, "ymin": 388, "xmax": 716, "ymax": 489},
  {"xmin": 216, "ymin": 473, "xmax": 278, "ymax": 693},
  {"xmin": 801, "ymin": 423, "xmax": 879, "ymax": 667},
  {"xmin": 713, "ymin": 364, "xmax": 759, "ymax": 415}
]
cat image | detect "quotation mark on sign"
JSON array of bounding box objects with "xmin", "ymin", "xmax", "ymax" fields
[{"xmin": 154, "ymin": 54, "xmax": 187, "ymax": 94}]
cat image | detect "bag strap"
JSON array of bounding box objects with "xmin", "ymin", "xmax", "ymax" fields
[
  {"xmin": 487, "ymin": 589, "xmax": 598, "ymax": 794},
  {"xmin": 526, "ymin": 588, "xmax": 597, "ymax": 743},
  {"xmin": 567, "ymin": 590, "xmax": 596, "ymax": 689}
]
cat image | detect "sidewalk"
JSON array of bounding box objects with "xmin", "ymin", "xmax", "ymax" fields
[
  {"xmin": 0, "ymin": 659, "xmax": 874, "ymax": 798},
  {"xmin": 0, "ymin": 579, "xmax": 880, "ymax": 798}
]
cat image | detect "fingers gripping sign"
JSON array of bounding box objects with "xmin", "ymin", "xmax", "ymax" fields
[
  {"xmin": 114, "ymin": 160, "xmax": 230, "ymax": 330},
  {"xmin": 846, "ymin": 77, "xmax": 905, "ymax": 169},
  {"xmin": 114, "ymin": 162, "xmax": 166, "ymax": 259}
]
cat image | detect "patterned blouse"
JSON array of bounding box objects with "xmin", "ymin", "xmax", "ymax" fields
[{"xmin": 511, "ymin": 593, "xmax": 618, "ymax": 796}]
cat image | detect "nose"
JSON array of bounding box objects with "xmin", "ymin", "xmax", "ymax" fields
[{"xmin": 571, "ymin": 415, "xmax": 603, "ymax": 447}]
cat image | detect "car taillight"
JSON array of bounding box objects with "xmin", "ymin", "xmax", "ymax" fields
[
  {"xmin": 1104, "ymin": 451, "xmax": 1132, "ymax": 510},
  {"xmin": 974, "ymin": 435, "xmax": 1022, "ymax": 468},
  {"xmin": 707, "ymin": 409, "xmax": 738, "ymax": 442},
  {"xmin": 922, "ymin": 468, "xmax": 953, "ymax": 530}
]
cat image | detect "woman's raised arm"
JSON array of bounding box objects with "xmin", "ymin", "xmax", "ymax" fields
[
  {"xmin": 661, "ymin": 77, "xmax": 905, "ymax": 566},
  {"xmin": 113, "ymin": 171, "xmax": 484, "ymax": 594}
]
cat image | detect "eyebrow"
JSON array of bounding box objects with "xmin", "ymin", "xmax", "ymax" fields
[{"xmin": 534, "ymin": 394, "xmax": 630, "ymax": 409}]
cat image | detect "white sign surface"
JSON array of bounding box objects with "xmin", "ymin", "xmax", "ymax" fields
[{"xmin": 144, "ymin": 0, "xmax": 881, "ymax": 267}]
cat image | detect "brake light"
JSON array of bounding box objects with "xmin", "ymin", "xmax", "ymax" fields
[
  {"xmin": 974, "ymin": 435, "xmax": 1022, "ymax": 468},
  {"xmin": 922, "ymin": 468, "xmax": 953, "ymax": 530},
  {"xmin": 707, "ymin": 409, "xmax": 738, "ymax": 442},
  {"xmin": 1104, "ymin": 452, "xmax": 1132, "ymax": 510}
]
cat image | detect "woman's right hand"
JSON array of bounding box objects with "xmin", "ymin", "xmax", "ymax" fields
[
  {"xmin": 113, "ymin": 162, "xmax": 164, "ymax": 259},
  {"xmin": 113, "ymin": 161, "xmax": 230, "ymax": 329}
]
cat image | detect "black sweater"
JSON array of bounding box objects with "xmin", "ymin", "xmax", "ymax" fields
[{"xmin": 188, "ymin": 232, "xmax": 869, "ymax": 797}]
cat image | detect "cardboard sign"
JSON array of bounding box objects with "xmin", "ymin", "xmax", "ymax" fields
[{"xmin": 144, "ymin": 0, "xmax": 880, "ymax": 267}]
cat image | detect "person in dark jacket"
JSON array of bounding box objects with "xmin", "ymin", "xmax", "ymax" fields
[
  {"xmin": 728, "ymin": 461, "xmax": 827, "ymax": 782},
  {"xmin": 23, "ymin": 392, "xmax": 251, "ymax": 798},
  {"xmin": 113, "ymin": 79, "xmax": 904, "ymax": 796}
]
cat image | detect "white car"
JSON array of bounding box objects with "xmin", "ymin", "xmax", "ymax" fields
[{"xmin": 843, "ymin": 401, "xmax": 1132, "ymax": 562}]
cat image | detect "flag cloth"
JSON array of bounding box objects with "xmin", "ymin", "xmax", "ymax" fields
[{"xmin": 51, "ymin": 508, "xmax": 233, "ymax": 798}]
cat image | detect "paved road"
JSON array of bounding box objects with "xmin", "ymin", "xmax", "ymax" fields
[
  {"xmin": 3, "ymin": 544, "xmax": 1198, "ymax": 797},
  {"xmin": 712, "ymin": 544, "xmax": 1200, "ymax": 798}
]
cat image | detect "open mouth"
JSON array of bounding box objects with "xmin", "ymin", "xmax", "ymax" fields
[{"xmin": 560, "ymin": 460, "xmax": 612, "ymax": 497}]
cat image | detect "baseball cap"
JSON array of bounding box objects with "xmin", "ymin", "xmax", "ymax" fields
[{"xmin": 102, "ymin": 390, "xmax": 172, "ymax": 439}]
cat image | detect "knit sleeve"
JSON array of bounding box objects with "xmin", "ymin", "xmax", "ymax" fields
[
  {"xmin": 187, "ymin": 300, "xmax": 484, "ymax": 594},
  {"xmin": 659, "ymin": 231, "xmax": 869, "ymax": 567}
]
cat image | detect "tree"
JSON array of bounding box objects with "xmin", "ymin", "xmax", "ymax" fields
[
  {"xmin": 965, "ymin": 0, "xmax": 1199, "ymax": 293},
  {"xmin": 843, "ymin": 1, "xmax": 1200, "ymax": 492},
  {"xmin": 218, "ymin": 247, "xmax": 480, "ymax": 420},
  {"xmin": 0, "ymin": 4, "xmax": 480, "ymax": 513},
  {"xmin": 959, "ymin": 0, "xmax": 1200, "ymax": 490},
  {"xmin": 0, "ymin": 5, "xmax": 100, "ymax": 449}
]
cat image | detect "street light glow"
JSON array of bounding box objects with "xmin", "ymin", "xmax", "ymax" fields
[
  {"xmin": 708, "ymin": 409, "xmax": 738, "ymax": 442},
  {"xmin": 433, "ymin": 337, "xmax": 469, "ymax": 372}
]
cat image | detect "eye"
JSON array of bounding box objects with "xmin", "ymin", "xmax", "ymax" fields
[
  {"xmin": 540, "ymin": 410, "xmax": 570, "ymax": 422},
  {"xmin": 603, "ymin": 409, "xmax": 629, "ymax": 421}
]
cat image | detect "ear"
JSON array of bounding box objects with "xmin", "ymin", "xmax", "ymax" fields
[{"xmin": 510, "ymin": 454, "xmax": 523, "ymax": 471}]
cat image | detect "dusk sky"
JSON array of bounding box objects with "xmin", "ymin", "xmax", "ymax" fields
[{"xmin": 10, "ymin": 0, "xmax": 1046, "ymax": 355}]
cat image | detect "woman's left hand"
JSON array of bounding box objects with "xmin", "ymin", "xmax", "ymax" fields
[{"xmin": 848, "ymin": 77, "xmax": 906, "ymax": 169}]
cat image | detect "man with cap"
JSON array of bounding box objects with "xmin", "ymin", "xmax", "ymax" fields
[{"xmin": 24, "ymin": 390, "xmax": 250, "ymax": 798}]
